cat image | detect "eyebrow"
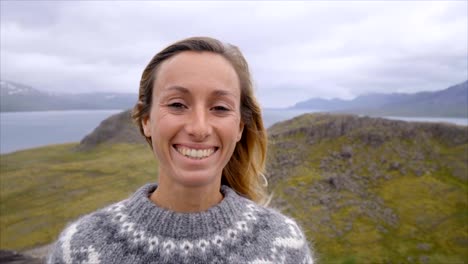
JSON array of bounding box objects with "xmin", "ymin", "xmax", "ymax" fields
[
  {"xmin": 162, "ymin": 85, "xmax": 237, "ymax": 98},
  {"xmin": 163, "ymin": 85, "xmax": 190, "ymax": 95},
  {"xmin": 211, "ymin": 89, "xmax": 236, "ymax": 98}
]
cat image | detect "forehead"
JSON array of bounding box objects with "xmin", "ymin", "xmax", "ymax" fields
[{"xmin": 153, "ymin": 51, "xmax": 240, "ymax": 97}]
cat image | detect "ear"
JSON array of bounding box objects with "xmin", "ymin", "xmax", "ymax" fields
[
  {"xmin": 142, "ymin": 115, "xmax": 151, "ymax": 137},
  {"xmin": 236, "ymin": 121, "xmax": 244, "ymax": 142}
]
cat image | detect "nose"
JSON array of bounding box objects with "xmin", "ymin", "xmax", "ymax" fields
[{"xmin": 185, "ymin": 107, "xmax": 212, "ymax": 141}]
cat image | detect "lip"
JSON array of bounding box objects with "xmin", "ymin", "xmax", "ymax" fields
[
  {"xmin": 172, "ymin": 144, "xmax": 219, "ymax": 161},
  {"xmin": 173, "ymin": 143, "xmax": 218, "ymax": 150}
]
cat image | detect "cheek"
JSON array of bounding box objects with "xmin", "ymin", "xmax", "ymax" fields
[
  {"xmin": 148, "ymin": 108, "xmax": 173, "ymax": 133},
  {"xmin": 153, "ymin": 112, "xmax": 182, "ymax": 141},
  {"xmin": 220, "ymin": 118, "xmax": 243, "ymax": 142}
]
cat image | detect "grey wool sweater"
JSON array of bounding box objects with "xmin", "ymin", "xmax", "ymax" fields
[{"xmin": 47, "ymin": 184, "xmax": 314, "ymax": 264}]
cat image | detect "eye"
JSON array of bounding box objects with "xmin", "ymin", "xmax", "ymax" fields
[
  {"xmin": 168, "ymin": 102, "xmax": 186, "ymax": 109},
  {"xmin": 212, "ymin": 106, "xmax": 230, "ymax": 112}
]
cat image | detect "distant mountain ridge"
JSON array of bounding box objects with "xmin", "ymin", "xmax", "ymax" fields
[
  {"xmin": 292, "ymin": 80, "xmax": 468, "ymax": 117},
  {"xmin": 0, "ymin": 80, "xmax": 137, "ymax": 112}
]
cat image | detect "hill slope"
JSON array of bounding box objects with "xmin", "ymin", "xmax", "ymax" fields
[
  {"xmin": 1, "ymin": 113, "xmax": 467, "ymax": 263},
  {"xmin": 76, "ymin": 109, "xmax": 146, "ymax": 151},
  {"xmin": 0, "ymin": 143, "xmax": 157, "ymax": 251},
  {"xmin": 267, "ymin": 114, "xmax": 468, "ymax": 263}
]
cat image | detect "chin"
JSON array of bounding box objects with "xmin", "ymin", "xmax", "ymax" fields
[{"xmin": 174, "ymin": 170, "xmax": 220, "ymax": 188}]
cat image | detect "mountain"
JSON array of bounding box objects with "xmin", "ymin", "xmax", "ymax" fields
[
  {"xmin": 266, "ymin": 113, "xmax": 468, "ymax": 263},
  {"xmin": 0, "ymin": 80, "xmax": 137, "ymax": 112},
  {"xmin": 0, "ymin": 112, "xmax": 467, "ymax": 263},
  {"xmin": 76, "ymin": 109, "xmax": 146, "ymax": 151},
  {"xmin": 292, "ymin": 80, "xmax": 468, "ymax": 117}
]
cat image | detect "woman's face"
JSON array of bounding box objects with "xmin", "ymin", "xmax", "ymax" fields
[{"xmin": 142, "ymin": 51, "xmax": 244, "ymax": 189}]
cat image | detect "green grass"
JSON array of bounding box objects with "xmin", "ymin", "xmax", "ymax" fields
[
  {"xmin": 0, "ymin": 143, "xmax": 157, "ymax": 250},
  {"xmin": 273, "ymin": 170, "xmax": 467, "ymax": 263}
]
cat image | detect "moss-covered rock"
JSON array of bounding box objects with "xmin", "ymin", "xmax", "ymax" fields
[
  {"xmin": 76, "ymin": 109, "xmax": 146, "ymax": 151},
  {"xmin": 267, "ymin": 113, "xmax": 468, "ymax": 263}
]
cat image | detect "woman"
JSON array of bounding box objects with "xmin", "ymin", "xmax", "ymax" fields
[{"xmin": 48, "ymin": 37, "xmax": 314, "ymax": 264}]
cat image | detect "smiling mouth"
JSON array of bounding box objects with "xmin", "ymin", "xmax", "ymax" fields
[{"xmin": 173, "ymin": 145, "xmax": 218, "ymax": 159}]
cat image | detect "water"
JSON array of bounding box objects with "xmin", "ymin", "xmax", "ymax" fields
[
  {"xmin": 380, "ymin": 116, "xmax": 468, "ymax": 126},
  {"xmin": 1, "ymin": 109, "xmax": 467, "ymax": 154},
  {"xmin": 262, "ymin": 109, "xmax": 313, "ymax": 128},
  {"xmin": 0, "ymin": 110, "xmax": 123, "ymax": 154}
]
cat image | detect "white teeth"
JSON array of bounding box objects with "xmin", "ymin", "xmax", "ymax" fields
[{"xmin": 176, "ymin": 146, "xmax": 215, "ymax": 159}]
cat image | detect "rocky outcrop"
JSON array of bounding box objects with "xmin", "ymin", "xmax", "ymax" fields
[
  {"xmin": 268, "ymin": 114, "xmax": 468, "ymax": 184},
  {"xmin": 268, "ymin": 113, "xmax": 468, "ymax": 147},
  {"xmin": 266, "ymin": 113, "xmax": 467, "ymax": 263},
  {"xmin": 76, "ymin": 109, "xmax": 146, "ymax": 151}
]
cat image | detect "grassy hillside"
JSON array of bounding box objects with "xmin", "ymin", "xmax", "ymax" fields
[
  {"xmin": 267, "ymin": 114, "xmax": 468, "ymax": 264},
  {"xmin": 1, "ymin": 113, "xmax": 467, "ymax": 264},
  {"xmin": 0, "ymin": 143, "xmax": 156, "ymax": 250}
]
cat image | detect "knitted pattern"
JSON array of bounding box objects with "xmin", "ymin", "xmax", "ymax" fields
[{"xmin": 47, "ymin": 184, "xmax": 314, "ymax": 264}]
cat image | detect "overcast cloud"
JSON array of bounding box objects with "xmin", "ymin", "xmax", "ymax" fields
[{"xmin": 1, "ymin": 1, "xmax": 467, "ymax": 107}]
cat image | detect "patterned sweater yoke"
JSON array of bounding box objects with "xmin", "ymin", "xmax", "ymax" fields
[{"xmin": 47, "ymin": 184, "xmax": 314, "ymax": 264}]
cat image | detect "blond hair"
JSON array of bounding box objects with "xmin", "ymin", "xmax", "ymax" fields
[{"xmin": 132, "ymin": 37, "xmax": 268, "ymax": 204}]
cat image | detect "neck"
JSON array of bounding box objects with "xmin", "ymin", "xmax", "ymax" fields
[{"xmin": 150, "ymin": 180, "xmax": 223, "ymax": 213}]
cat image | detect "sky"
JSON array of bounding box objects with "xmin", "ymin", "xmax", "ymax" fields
[{"xmin": 1, "ymin": 1, "xmax": 467, "ymax": 108}]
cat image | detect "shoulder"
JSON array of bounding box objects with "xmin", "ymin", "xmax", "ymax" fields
[
  {"xmin": 241, "ymin": 202, "xmax": 315, "ymax": 263},
  {"xmin": 60, "ymin": 200, "xmax": 125, "ymax": 237},
  {"xmin": 228, "ymin": 189, "xmax": 307, "ymax": 237},
  {"xmin": 252, "ymin": 203, "xmax": 307, "ymax": 238},
  {"xmin": 47, "ymin": 200, "xmax": 126, "ymax": 263}
]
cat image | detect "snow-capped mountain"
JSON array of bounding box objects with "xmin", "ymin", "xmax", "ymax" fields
[
  {"xmin": 0, "ymin": 80, "xmax": 137, "ymax": 112},
  {"xmin": 0, "ymin": 80, "xmax": 42, "ymax": 96}
]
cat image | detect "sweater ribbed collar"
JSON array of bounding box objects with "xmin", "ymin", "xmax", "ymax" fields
[{"xmin": 124, "ymin": 183, "xmax": 248, "ymax": 239}]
